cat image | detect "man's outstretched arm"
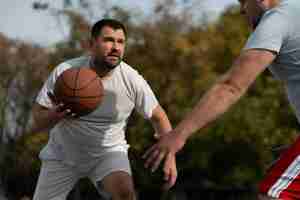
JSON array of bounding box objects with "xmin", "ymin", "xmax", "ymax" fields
[{"xmin": 143, "ymin": 49, "xmax": 276, "ymax": 172}]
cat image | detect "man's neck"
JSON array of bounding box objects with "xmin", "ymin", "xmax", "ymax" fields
[{"xmin": 90, "ymin": 57, "xmax": 113, "ymax": 78}]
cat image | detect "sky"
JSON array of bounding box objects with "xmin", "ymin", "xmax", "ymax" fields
[{"xmin": 0, "ymin": 0, "xmax": 237, "ymax": 46}]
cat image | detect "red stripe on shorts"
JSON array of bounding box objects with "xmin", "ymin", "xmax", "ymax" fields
[{"xmin": 259, "ymin": 136, "xmax": 300, "ymax": 199}]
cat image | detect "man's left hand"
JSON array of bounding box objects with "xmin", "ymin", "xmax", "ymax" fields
[{"xmin": 143, "ymin": 132, "xmax": 186, "ymax": 189}]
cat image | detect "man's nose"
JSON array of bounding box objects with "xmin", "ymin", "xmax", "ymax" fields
[{"xmin": 112, "ymin": 42, "xmax": 120, "ymax": 51}]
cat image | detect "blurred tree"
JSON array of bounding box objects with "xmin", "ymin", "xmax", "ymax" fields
[{"xmin": 0, "ymin": 33, "xmax": 50, "ymax": 200}]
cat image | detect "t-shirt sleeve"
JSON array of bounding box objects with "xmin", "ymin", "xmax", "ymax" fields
[
  {"xmin": 131, "ymin": 71, "xmax": 159, "ymax": 119},
  {"xmin": 244, "ymin": 10, "xmax": 290, "ymax": 53},
  {"xmin": 35, "ymin": 62, "xmax": 72, "ymax": 108}
]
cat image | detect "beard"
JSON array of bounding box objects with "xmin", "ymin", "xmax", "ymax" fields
[{"xmin": 93, "ymin": 55, "xmax": 122, "ymax": 71}]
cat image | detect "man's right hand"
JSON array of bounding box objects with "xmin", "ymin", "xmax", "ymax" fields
[{"xmin": 47, "ymin": 92, "xmax": 76, "ymax": 122}]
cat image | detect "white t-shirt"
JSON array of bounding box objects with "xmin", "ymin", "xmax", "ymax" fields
[{"xmin": 36, "ymin": 56, "xmax": 159, "ymax": 166}]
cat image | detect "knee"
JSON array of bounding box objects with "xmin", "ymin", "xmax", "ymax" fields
[{"xmin": 115, "ymin": 185, "xmax": 135, "ymax": 200}]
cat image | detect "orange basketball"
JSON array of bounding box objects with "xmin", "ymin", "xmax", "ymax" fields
[{"xmin": 54, "ymin": 67, "xmax": 104, "ymax": 116}]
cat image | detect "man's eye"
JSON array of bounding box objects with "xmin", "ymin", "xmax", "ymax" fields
[{"xmin": 103, "ymin": 38, "xmax": 113, "ymax": 42}]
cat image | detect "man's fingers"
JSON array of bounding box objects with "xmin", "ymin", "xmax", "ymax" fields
[
  {"xmin": 162, "ymin": 169, "xmax": 174, "ymax": 191},
  {"xmin": 144, "ymin": 148, "xmax": 159, "ymax": 168},
  {"xmin": 142, "ymin": 144, "xmax": 156, "ymax": 159},
  {"xmin": 162, "ymin": 154, "xmax": 177, "ymax": 191},
  {"xmin": 162, "ymin": 173, "xmax": 176, "ymax": 191},
  {"xmin": 151, "ymin": 151, "xmax": 166, "ymax": 172},
  {"xmin": 47, "ymin": 92, "xmax": 77, "ymax": 118},
  {"xmin": 168, "ymin": 165, "xmax": 177, "ymax": 188},
  {"xmin": 54, "ymin": 108, "xmax": 71, "ymax": 118},
  {"xmin": 163, "ymin": 153, "xmax": 173, "ymax": 181}
]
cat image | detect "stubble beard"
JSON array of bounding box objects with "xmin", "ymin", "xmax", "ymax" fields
[{"xmin": 93, "ymin": 55, "xmax": 121, "ymax": 72}]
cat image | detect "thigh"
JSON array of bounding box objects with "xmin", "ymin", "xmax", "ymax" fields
[
  {"xmin": 88, "ymin": 151, "xmax": 134, "ymax": 199},
  {"xmin": 33, "ymin": 160, "xmax": 79, "ymax": 200},
  {"xmin": 259, "ymin": 136, "xmax": 300, "ymax": 199}
]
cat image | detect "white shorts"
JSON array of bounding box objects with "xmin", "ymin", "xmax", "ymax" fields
[{"xmin": 33, "ymin": 151, "xmax": 131, "ymax": 200}]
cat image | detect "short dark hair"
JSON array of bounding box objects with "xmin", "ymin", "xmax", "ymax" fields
[{"xmin": 91, "ymin": 19, "xmax": 127, "ymax": 39}]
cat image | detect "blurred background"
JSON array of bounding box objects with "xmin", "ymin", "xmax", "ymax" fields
[{"xmin": 0, "ymin": 0, "xmax": 298, "ymax": 199}]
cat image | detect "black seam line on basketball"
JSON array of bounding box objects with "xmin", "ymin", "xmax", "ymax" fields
[
  {"xmin": 61, "ymin": 95, "xmax": 103, "ymax": 99},
  {"xmin": 61, "ymin": 86, "xmax": 102, "ymax": 91},
  {"xmin": 75, "ymin": 68, "xmax": 81, "ymax": 96},
  {"xmin": 77, "ymin": 75, "xmax": 100, "ymax": 90},
  {"xmin": 60, "ymin": 70, "xmax": 99, "ymax": 90},
  {"xmin": 61, "ymin": 76, "xmax": 78, "ymax": 91}
]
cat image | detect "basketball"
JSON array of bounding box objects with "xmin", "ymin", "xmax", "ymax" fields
[{"xmin": 54, "ymin": 67, "xmax": 104, "ymax": 116}]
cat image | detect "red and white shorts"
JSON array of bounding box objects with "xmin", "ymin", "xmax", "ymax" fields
[{"xmin": 260, "ymin": 136, "xmax": 300, "ymax": 199}]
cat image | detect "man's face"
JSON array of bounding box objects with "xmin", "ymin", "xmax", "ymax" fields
[
  {"xmin": 238, "ymin": 0, "xmax": 266, "ymax": 29},
  {"xmin": 91, "ymin": 26, "xmax": 126, "ymax": 69}
]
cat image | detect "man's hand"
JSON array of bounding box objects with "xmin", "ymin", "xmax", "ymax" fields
[
  {"xmin": 47, "ymin": 92, "xmax": 76, "ymax": 121},
  {"xmin": 142, "ymin": 131, "xmax": 186, "ymax": 190},
  {"xmin": 30, "ymin": 92, "xmax": 76, "ymax": 133}
]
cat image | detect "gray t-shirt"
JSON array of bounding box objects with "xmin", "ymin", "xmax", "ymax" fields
[
  {"xmin": 244, "ymin": 0, "xmax": 300, "ymax": 121},
  {"xmin": 36, "ymin": 56, "xmax": 159, "ymax": 165}
]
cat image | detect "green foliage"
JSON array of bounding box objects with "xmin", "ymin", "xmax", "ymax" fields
[{"xmin": 1, "ymin": 133, "xmax": 48, "ymax": 199}]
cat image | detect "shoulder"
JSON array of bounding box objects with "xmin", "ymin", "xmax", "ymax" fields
[
  {"xmin": 253, "ymin": 4, "xmax": 292, "ymax": 40},
  {"xmin": 117, "ymin": 61, "xmax": 151, "ymax": 91},
  {"xmin": 52, "ymin": 56, "xmax": 90, "ymax": 78},
  {"xmin": 260, "ymin": 10, "xmax": 286, "ymax": 25},
  {"xmin": 119, "ymin": 61, "xmax": 140, "ymax": 75},
  {"xmin": 64, "ymin": 55, "xmax": 90, "ymax": 67},
  {"xmin": 118, "ymin": 61, "xmax": 145, "ymax": 81},
  {"xmin": 261, "ymin": 1, "xmax": 293, "ymax": 24}
]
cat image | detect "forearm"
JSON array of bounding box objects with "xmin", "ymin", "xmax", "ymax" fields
[
  {"xmin": 150, "ymin": 105, "xmax": 172, "ymax": 137},
  {"xmin": 31, "ymin": 110, "xmax": 57, "ymax": 133},
  {"xmin": 30, "ymin": 104, "xmax": 62, "ymax": 133},
  {"xmin": 175, "ymin": 78, "xmax": 246, "ymax": 140},
  {"xmin": 152, "ymin": 115, "xmax": 172, "ymax": 136},
  {"xmin": 174, "ymin": 49, "xmax": 274, "ymax": 141}
]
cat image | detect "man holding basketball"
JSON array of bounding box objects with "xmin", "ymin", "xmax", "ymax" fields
[
  {"xmin": 31, "ymin": 19, "xmax": 176, "ymax": 200},
  {"xmin": 144, "ymin": 0, "xmax": 300, "ymax": 199}
]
